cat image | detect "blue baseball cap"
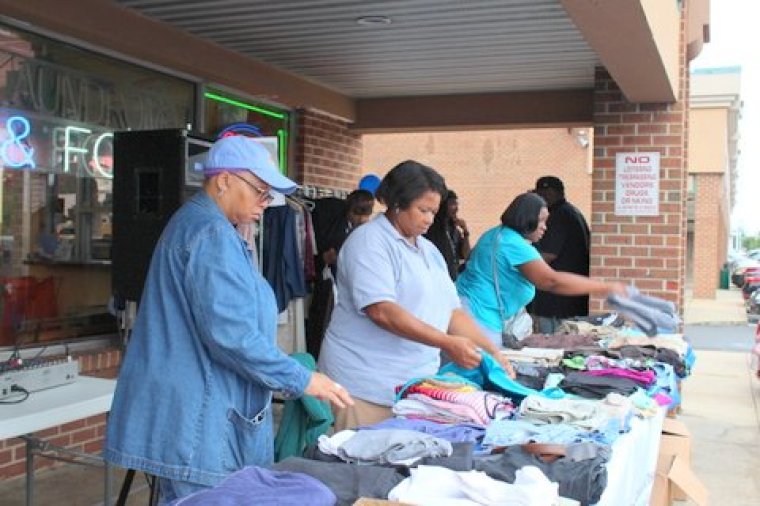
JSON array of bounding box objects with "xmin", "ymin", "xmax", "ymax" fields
[
  {"xmin": 202, "ymin": 136, "xmax": 297, "ymax": 195},
  {"xmin": 358, "ymin": 173, "xmax": 381, "ymax": 195}
]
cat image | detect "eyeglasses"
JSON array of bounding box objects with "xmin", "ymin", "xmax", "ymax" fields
[{"xmin": 229, "ymin": 172, "xmax": 274, "ymax": 204}]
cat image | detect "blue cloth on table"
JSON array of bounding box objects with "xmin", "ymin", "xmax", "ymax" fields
[
  {"xmin": 358, "ymin": 417, "xmax": 486, "ymax": 444},
  {"xmin": 683, "ymin": 342, "xmax": 696, "ymax": 376},
  {"xmin": 647, "ymin": 362, "xmax": 680, "ymax": 408},
  {"xmin": 439, "ymin": 351, "xmax": 565, "ymax": 403},
  {"xmin": 169, "ymin": 466, "xmax": 335, "ymax": 505},
  {"xmin": 482, "ymin": 419, "xmax": 621, "ymax": 448}
]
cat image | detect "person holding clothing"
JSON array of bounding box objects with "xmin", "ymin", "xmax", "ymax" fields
[
  {"xmin": 456, "ymin": 192, "xmax": 625, "ymax": 348},
  {"xmin": 318, "ymin": 160, "xmax": 513, "ymax": 432},
  {"xmin": 105, "ymin": 135, "xmax": 353, "ymax": 502},
  {"xmin": 532, "ymin": 176, "xmax": 592, "ymax": 334},
  {"xmin": 425, "ymin": 189, "xmax": 472, "ymax": 280}
]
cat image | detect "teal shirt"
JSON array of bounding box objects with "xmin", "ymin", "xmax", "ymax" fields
[
  {"xmin": 274, "ymin": 353, "xmax": 333, "ymax": 462},
  {"xmin": 456, "ymin": 226, "xmax": 541, "ymax": 332}
]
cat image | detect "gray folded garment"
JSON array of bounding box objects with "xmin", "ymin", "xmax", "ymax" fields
[
  {"xmin": 273, "ymin": 457, "xmax": 405, "ymax": 506},
  {"xmin": 473, "ymin": 446, "xmax": 610, "ymax": 505},
  {"xmin": 337, "ymin": 429, "xmax": 453, "ymax": 465},
  {"xmin": 607, "ymin": 286, "xmax": 680, "ymax": 336},
  {"xmin": 418, "ymin": 442, "xmax": 473, "ymax": 471}
]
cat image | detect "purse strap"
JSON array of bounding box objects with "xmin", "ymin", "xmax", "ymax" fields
[{"xmin": 491, "ymin": 226, "xmax": 506, "ymax": 323}]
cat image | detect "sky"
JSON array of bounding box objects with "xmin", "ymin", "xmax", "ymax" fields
[{"xmin": 691, "ymin": 0, "xmax": 759, "ymax": 235}]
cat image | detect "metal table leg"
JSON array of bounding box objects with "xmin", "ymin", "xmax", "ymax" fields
[
  {"xmin": 20, "ymin": 434, "xmax": 112, "ymax": 505},
  {"xmin": 25, "ymin": 436, "xmax": 34, "ymax": 506},
  {"xmin": 104, "ymin": 458, "xmax": 113, "ymax": 505}
]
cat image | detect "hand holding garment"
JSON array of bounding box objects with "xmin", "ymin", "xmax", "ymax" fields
[{"xmin": 439, "ymin": 351, "xmax": 565, "ymax": 402}]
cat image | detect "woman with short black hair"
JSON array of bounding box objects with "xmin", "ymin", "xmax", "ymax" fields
[
  {"xmin": 375, "ymin": 159, "xmax": 447, "ymax": 210},
  {"xmin": 318, "ymin": 160, "xmax": 513, "ymax": 431},
  {"xmin": 500, "ymin": 192, "xmax": 547, "ymax": 235},
  {"xmin": 457, "ymin": 192, "xmax": 625, "ymax": 348}
]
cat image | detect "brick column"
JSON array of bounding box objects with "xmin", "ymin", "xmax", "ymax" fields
[
  {"xmin": 589, "ymin": 9, "xmax": 689, "ymax": 313},
  {"xmin": 294, "ymin": 109, "xmax": 362, "ymax": 190},
  {"xmin": 693, "ymin": 172, "xmax": 727, "ymax": 297}
]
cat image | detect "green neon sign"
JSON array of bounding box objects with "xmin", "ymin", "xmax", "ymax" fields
[
  {"xmin": 277, "ymin": 129, "xmax": 288, "ymax": 172},
  {"xmin": 204, "ymin": 92, "xmax": 287, "ymax": 120}
]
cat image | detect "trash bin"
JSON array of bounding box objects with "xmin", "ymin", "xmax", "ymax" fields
[{"xmin": 719, "ymin": 264, "xmax": 730, "ymax": 289}]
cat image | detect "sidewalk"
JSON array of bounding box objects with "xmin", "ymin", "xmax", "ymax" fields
[
  {"xmin": 679, "ymin": 350, "xmax": 760, "ymax": 505},
  {"xmin": 679, "ymin": 286, "xmax": 760, "ymax": 505},
  {"xmin": 683, "ymin": 287, "xmax": 747, "ymax": 325}
]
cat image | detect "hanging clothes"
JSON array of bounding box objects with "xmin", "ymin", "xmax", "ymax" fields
[
  {"xmin": 262, "ymin": 205, "xmax": 307, "ymax": 312},
  {"xmin": 310, "ymin": 197, "xmax": 348, "ymax": 279},
  {"xmin": 306, "ymin": 196, "xmax": 349, "ymax": 360}
]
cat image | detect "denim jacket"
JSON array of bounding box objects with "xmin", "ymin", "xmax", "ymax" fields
[{"xmin": 104, "ymin": 191, "xmax": 311, "ymax": 486}]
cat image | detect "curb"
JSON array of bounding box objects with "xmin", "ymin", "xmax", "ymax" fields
[{"xmin": 684, "ymin": 320, "xmax": 750, "ymax": 326}]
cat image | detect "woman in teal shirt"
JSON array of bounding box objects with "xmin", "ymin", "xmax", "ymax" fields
[{"xmin": 456, "ymin": 192, "xmax": 625, "ymax": 347}]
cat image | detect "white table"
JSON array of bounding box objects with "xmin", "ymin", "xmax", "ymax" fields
[
  {"xmin": 595, "ymin": 408, "xmax": 666, "ymax": 506},
  {"xmin": 0, "ymin": 376, "xmax": 116, "ymax": 506}
]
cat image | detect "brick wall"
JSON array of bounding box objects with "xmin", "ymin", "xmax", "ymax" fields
[
  {"xmin": 589, "ymin": 5, "xmax": 689, "ymax": 312},
  {"xmin": 0, "ymin": 348, "xmax": 121, "ymax": 480},
  {"xmin": 693, "ymin": 172, "xmax": 727, "ymax": 297},
  {"xmin": 295, "ymin": 109, "xmax": 363, "ymax": 189},
  {"xmin": 361, "ymin": 129, "xmax": 591, "ymax": 242}
]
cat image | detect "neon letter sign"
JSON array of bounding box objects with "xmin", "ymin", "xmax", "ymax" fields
[
  {"xmin": 64, "ymin": 126, "xmax": 90, "ymax": 174},
  {"xmin": 91, "ymin": 132, "xmax": 114, "ymax": 178},
  {"xmin": 1, "ymin": 116, "xmax": 36, "ymax": 169}
]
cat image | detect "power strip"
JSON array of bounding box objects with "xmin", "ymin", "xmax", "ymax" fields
[{"xmin": 0, "ymin": 358, "xmax": 79, "ymax": 400}]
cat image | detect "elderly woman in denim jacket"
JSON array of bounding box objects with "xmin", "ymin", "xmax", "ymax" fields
[{"xmin": 104, "ymin": 136, "xmax": 352, "ymax": 502}]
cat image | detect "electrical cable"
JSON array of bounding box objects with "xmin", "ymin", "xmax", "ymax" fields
[{"xmin": 0, "ymin": 385, "xmax": 30, "ymax": 404}]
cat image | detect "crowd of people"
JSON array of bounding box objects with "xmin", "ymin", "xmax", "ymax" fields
[{"xmin": 104, "ymin": 134, "xmax": 631, "ymax": 503}]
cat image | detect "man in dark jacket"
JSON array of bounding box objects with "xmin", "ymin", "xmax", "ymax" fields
[
  {"xmin": 318, "ymin": 189, "xmax": 375, "ymax": 278},
  {"xmin": 531, "ymin": 176, "xmax": 591, "ymax": 333}
]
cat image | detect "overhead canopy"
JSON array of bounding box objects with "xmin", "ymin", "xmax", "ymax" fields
[{"xmin": 0, "ymin": 0, "xmax": 710, "ymax": 129}]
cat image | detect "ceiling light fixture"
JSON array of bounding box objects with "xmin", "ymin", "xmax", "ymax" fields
[{"xmin": 356, "ymin": 15, "xmax": 392, "ymax": 26}]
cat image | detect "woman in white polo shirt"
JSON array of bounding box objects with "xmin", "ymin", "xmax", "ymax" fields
[{"xmin": 318, "ymin": 160, "xmax": 513, "ymax": 431}]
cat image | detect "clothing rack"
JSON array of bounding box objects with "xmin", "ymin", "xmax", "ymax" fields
[{"xmin": 295, "ymin": 185, "xmax": 350, "ymax": 200}]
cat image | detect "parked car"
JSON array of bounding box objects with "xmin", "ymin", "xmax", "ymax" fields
[
  {"xmin": 747, "ymin": 290, "xmax": 760, "ymax": 322},
  {"xmin": 752, "ymin": 322, "xmax": 760, "ymax": 378},
  {"xmin": 732, "ymin": 260, "xmax": 760, "ymax": 287},
  {"xmin": 742, "ymin": 279, "xmax": 760, "ymax": 300}
]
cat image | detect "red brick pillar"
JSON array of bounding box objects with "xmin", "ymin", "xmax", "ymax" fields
[
  {"xmin": 294, "ymin": 110, "xmax": 363, "ymax": 190},
  {"xmin": 693, "ymin": 172, "xmax": 726, "ymax": 297},
  {"xmin": 589, "ymin": 11, "xmax": 689, "ymax": 313}
]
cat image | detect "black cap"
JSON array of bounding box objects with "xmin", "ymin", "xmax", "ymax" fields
[{"xmin": 535, "ymin": 176, "xmax": 564, "ymax": 192}]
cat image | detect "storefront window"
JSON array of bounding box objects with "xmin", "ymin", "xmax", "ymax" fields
[
  {"xmin": 204, "ymin": 90, "xmax": 290, "ymax": 173},
  {"xmin": 0, "ymin": 25, "xmax": 195, "ymax": 348}
]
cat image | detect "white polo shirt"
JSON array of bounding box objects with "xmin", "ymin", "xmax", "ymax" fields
[{"xmin": 318, "ymin": 213, "xmax": 460, "ymax": 406}]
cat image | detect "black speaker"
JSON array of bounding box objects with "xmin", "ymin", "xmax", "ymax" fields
[{"xmin": 112, "ymin": 129, "xmax": 212, "ymax": 302}]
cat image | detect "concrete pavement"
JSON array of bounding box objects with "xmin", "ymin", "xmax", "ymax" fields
[
  {"xmin": 678, "ymin": 350, "xmax": 760, "ymax": 505},
  {"xmin": 683, "ymin": 287, "xmax": 747, "ymax": 325},
  {"xmin": 678, "ymin": 287, "xmax": 760, "ymax": 505}
]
